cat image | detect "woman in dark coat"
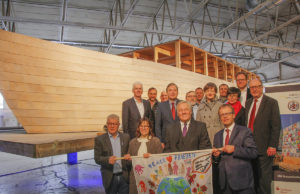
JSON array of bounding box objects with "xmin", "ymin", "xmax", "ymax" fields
[
  {"xmin": 226, "ymin": 87, "xmax": 246, "ymax": 126},
  {"xmin": 127, "ymin": 118, "xmax": 163, "ymax": 194}
]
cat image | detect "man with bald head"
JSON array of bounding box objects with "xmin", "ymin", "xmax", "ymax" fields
[{"xmin": 245, "ymin": 79, "xmax": 281, "ymax": 194}]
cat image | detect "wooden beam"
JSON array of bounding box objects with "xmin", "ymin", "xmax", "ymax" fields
[
  {"xmin": 224, "ymin": 62, "xmax": 228, "ymax": 81},
  {"xmin": 0, "ymin": 131, "xmax": 103, "ymax": 158},
  {"xmin": 175, "ymin": 40, "xmax": 181, "ymax": 68},
  {"xmin": 215, "ymin": 60, "xmax": 218, "ymax": 78},
  {"xmin": 191, "ymin": 47, "xmax": 195, "ymax": 72},
  {"xmin": 156, "ymin": 47, "xmax": 171, "ymax": 56},
  {"xmin": 204, "ymin": 52, "xmax": 208, "ymax": 75}
]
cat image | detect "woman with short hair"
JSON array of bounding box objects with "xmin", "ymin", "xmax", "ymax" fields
[{"xmin": 226, "ymin": 87, "xmax": 246, "ymax": 126}]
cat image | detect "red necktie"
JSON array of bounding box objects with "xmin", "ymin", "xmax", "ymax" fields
[
  {"xmin": 248, "ymin": 99, "xmax": 258, "ymax": 132},
  {"xmin": 225, "ymin": 129, "xmax": 230, "ymax": 145},
  {"xmin": 171, "ymin": 102, "xmax": 175, "ymax": 120},
  {"xmin": 183, "ymin": 122, "xmax": 187, "ymax": 137}
]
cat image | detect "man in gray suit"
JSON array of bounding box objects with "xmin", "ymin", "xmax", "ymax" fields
[
  {"xmin": 94, "ymin": 114, "xmax": 130, "ymax": 194},
  {"xmin": 164, "ymin": 101, "xmax": 211, "ymax": 152},
  {"xmin": 213, "ymin": 104, "xmax": 257, "ymax": 194},
  {"xmin": 246, "ymin": 79, "xmax": 281, "ymax": 194},
  {"xmin": 122, "ymin": 82, "xmax": 152, "ymax": 139},
  {"xmin": 155, "ymin": 83, "xmax": 181, "ymax": 146}
]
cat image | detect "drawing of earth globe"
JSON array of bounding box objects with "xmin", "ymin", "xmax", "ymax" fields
[{"xmin": 157, "ymin": 176, "xmax": 191, "ymax": 194}]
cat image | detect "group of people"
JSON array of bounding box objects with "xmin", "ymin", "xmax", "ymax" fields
[{"xmin": 94, "ymin": 72, "xmax": 281, "ymax": 194}]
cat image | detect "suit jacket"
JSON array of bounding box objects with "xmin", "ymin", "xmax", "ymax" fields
[
  {"xmin": 213, "ymin": 124, "xmax": 258, "ymax": 191},
  {"xmin": 164, "ymin": 119, "xmax": 212, "ymax": 153},
  {"xmin": 245, "ymin": 94, "xmax": 281, "ymax": 155},
  {"xmin": 234, "ymin": 106, "xmax": 246, "ymax": 126},
  {"xmin": 246, "ymin": 87, "xmax": 253, "ymax": 100},
  {"xmin": 155, "ymin": 100, "xmax": 180, "ymax": 143},
  {"xmin": 122, "ymin": 97, "xmax": 152, "ymax": 139},
  {"xmin": 94, "ymin": 132, "xmax": 130, "ymax": 190}
]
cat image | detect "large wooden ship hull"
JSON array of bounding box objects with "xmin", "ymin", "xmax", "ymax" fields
[{"xmin": 0, "ymin": 30, "xmax": 230, "ymax": 133}]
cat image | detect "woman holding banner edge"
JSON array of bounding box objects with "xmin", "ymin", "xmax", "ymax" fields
[{"xmin": 125, "ymin": 118, "xmax": 163, "ymax": 194}]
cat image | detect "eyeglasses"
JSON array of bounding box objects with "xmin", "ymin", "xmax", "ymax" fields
[
  {"xmin": 249, "ymin": 85, "xmax": 262, "ymax": 90},
  {"xmin": 219, "ymin": 112, "xmax": 234, "ymax": 117},
  {"xmin": 140, "ymin": 125, "xmax": 150, "ymax": 129},
  {"xmin": 236, "ymin": 79, "xmax": 246, "ymax": 82},
  {"xmin": 107, "ymin": 123, "xmax": 119, "ymax": 126}
]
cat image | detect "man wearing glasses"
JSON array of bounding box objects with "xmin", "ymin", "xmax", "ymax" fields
[
  {"xmin": 235, "ymin": 72, "xmax": 252, "ymax": 107},
  {"xmin": 213, "ymin": 104, "xmax": 257, "ymax": 194},
  {"xmin": 94, "ymin": 114, "xmax": 131, "ymax": 194},
  {"xmin": 246, "ymin": 79, "xmax": 281, "ymax": 194}
]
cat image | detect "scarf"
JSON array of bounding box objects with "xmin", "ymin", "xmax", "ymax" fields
[
  {"xmin": 137, "ymin": 137, "xmax": 149, "ymax": 156},
  {"xmin": 227, "ymin": 101, "xmax": 242, "ymax": 116}
]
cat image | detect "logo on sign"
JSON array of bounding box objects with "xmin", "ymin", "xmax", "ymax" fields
[{"xmin": 288, "ymin": 101, "xmax": 299, "ymax": 111}]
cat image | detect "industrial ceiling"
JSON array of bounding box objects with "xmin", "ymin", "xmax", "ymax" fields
[{"xmin": 1, "ymin": 0, "xmax": 300, "ymax": 84}]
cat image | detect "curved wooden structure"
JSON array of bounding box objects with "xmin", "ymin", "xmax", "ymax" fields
[{"xmin": 0, "ymin": 30, "xmax": 232, "ymax": 133}]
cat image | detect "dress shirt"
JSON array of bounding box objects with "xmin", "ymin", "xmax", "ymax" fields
[
  {"xmin": 240, "ymin": 88, "xmax": 247, "ymax": 107},
  {"xmin": 108, "ymin": 132, "xmax": 122, "ymax": 173},
  {"xmin": 247, "ymin": 95, "xmax": 263, "ymax": 124},
  {"xmin": 223, "ymin": 123, "xmax": 235, "ymax": 146},
  {"xmin": 180, "ymin": 120, "xmax": 191, "ymax": 134},
  {"xmin": 192, "ymin": 103, "xmax": 198, "ymax": 119},
  {"xmin": 169, "ymin": 100, "xmax": 178, "ymax": 111},
  {"xmin": 134, "ymin": 97, "xmax": 145, "ymax": 118}
]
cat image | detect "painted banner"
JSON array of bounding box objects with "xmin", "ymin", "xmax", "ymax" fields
[
  {"xmin": 265, "ymin": 84, "xmax": 300, "ymax": 157},
  {"xmin": 132, "ymin": 149, "xmax": 212, "ymax": 194}
]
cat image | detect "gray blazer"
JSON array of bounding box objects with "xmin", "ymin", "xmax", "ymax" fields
[
  {"xmin": 94, "ymin": 132, "xmax": 130, "ymax": 190},
  {"xmin": 155, "ymin": 100, "xmax": 180, "ymax": 143},
  {"xmin": 245, "ymin": 94, "xmax": 281, "ymax": 155},
  {"xmin": 164, "ymin": 119, "xmax": 212, "ymax": 153},
  {"xmin": 128, "ymin": 137, "xmax": 163, "ymax": 194},
  {"xmin": 213, "ymin": 124, "xmax": 258, "ymax": 191},
  {"xmin": 196, "ymin": 98, "xmax": 223, "ymax": 144},
  {"xmin": 122, "ymin": 97, "xmax": 152, "ymax": 139}
]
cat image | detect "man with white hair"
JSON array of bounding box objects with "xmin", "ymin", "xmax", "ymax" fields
[
  {"xmin": 164, "ymin": 101, "xmax": 211, "ymax": 152},
  {"xmin": 122, "ymin": 81, "xmax": 152, "ymax": 139}
]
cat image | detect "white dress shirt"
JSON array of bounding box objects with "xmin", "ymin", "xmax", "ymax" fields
[
  {"xmin": 180, "ymin": 120, "xmax": 191, "ymax": 134},
  {"xmin": 134, "ymin": 97, "xmax": 145, "ymax": 117},
  {"xmin": 247, "ymin": 95, "xmax": 263, "ymax": 125},
  {"xmin": 240, "ymin": 88, "xmax": 247, "ymax": 107}
]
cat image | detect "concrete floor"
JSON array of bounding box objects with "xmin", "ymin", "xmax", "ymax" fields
[{"xmin": 0, "ymin": 151, "xmax": 105, "ymax": 194}]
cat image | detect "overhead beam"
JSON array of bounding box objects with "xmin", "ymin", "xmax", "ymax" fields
[
  {"xmin": 106, "ymin": 0, "xmax": 139, "ymax": 52},
  {"xmin": 1, "ymin": 16, "xmax": 299, "ymax": 53}
]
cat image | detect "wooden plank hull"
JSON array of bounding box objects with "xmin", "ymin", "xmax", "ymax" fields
[{"xmin": 0, "ymin": 30, "xmax": 231, "ymax": 133}]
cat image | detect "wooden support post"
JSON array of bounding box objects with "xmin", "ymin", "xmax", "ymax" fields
[
  {"xmin": 191, "ymin": 47, "xmax": 196, "ymax": 72},
  {"xmin": 154, "ymin": 47, "xmax": 159, "ymax": 63},
  {"xmin": 231, "ymin": 64, "xmax": 235, "ymax": 83},
  {"xmin": 133, "ymin": 52, "xmax": 140, "ymax": 59},
  {"xmin": 215, "ymin": 60, "xmax": 219, "ymax": 78},
  {"xmin": 224, "ymin": 62, "xmax": 228, "ymax": 81},
  {"xmin": 175, "ymin": 41, "xmax": 181, "ymax": 68},
  {"xmin": 204, "ymin": 52, "xmax": 208, "ymax": 75}
]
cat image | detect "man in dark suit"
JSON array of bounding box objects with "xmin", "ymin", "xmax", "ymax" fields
[
  {"xmin": 155, "ymin": 83, "xmax": 181, "ymax": 146},
  {"xmin": 246, "ymin": 79, "xmax": 281, "ymax": 194},
  {"xmin": 94, "ymin": 114, "xmax": 130, "ymax": 194},
  {"xmin": 164, "ymin": 101, "xmax": 211, "ymax": 152},
  {"xmin": 147, "ymin": 87, "xmax": 159, "ymax": 135},
  {"xmin": 213, "ymin": 104, "xmax": 257, "ymax": 194},
  {"xmin": 236, "ymin": 72, "xmax": 252, "ymax": 107},
  {"xmin": 122, "ymin": 81, "xmax": 152, "ymax": 139}
]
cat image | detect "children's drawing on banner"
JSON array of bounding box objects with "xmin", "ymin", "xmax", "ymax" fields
[{"xmin": 132, "ymin": 150, "xmax": 212, "ymax": 194}]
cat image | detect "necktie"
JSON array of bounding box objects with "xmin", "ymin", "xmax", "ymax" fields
[
  {"xmin": 248, "ymin": 99, "xmax": 258, "ymax": 132},
  {"xmin": 225, "ymin": 129, "xmax": 230, "ymax": 145},
  {"xmin": 183, "ymin": 122, "xmax": 187, "ymax": 137},
  {"xmin": 171, "ymin": 102, "xmax": 175, "ymax": 120}
]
